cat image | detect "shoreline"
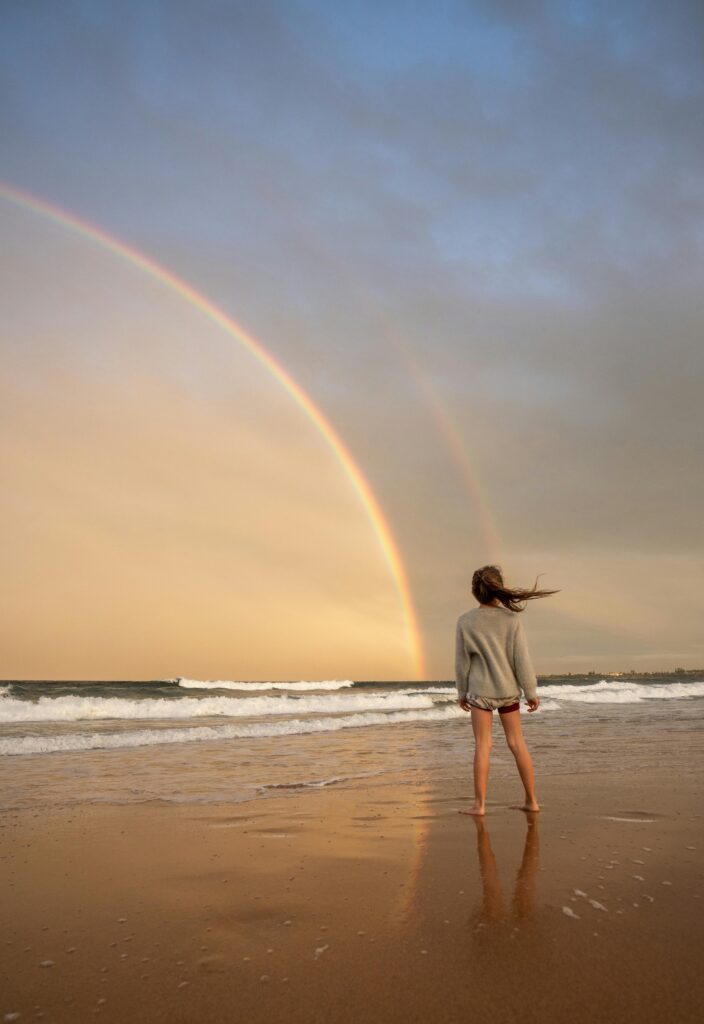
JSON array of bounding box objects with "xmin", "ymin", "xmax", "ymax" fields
[{"xmin": 2, "ymin": 766, "xmax": 702, "ymax": 1023}]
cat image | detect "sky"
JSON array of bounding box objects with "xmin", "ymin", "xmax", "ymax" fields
[{"xmin": 1, "ymin": 0, "xmax": 703, "ymax": 680}]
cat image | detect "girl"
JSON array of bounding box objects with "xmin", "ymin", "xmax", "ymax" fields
[{"xmin": 455, "ymin": 565, "xmax": 559, "ymax": 815}]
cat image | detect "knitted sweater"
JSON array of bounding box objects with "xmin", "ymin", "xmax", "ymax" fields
[{"xmin": 455, "ymin": 605, "xmax": 538, "ymax": 701}]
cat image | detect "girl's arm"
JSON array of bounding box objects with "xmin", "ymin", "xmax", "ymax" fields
[
  {"xmin": 512, "ymin": 616, "xmax": 538, "ymax": 701},
  {"xmin": 455, "ymin": 619, "xmax": 472, "ymax": 702}
]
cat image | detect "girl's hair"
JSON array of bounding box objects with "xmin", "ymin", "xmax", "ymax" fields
[{"xmin": 471, "ymin": 565, "xmax": 560, "ymax": 613}]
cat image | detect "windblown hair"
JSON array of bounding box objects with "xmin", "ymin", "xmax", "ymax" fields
[{"xmin": 471, "ymin": 565, "xmax": 560, "ymax": 613}]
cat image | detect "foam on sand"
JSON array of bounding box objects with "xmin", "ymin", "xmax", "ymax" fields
[{"xmin": 602, "ymin": 816, "xmax": 656, "ymax": 823}]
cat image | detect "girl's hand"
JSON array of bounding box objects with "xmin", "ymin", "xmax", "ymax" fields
[
  {"xmin": 526, "ymin": 697, "xmax": 540, "ymax": 713},
  {"xmin": 458, "ymin": 697, "xmax": 471, "ymax": 712}
]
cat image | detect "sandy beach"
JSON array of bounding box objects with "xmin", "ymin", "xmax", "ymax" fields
[{"xmin": 2, "ymin": 758, "xmax": 702, "ymax": 1024}]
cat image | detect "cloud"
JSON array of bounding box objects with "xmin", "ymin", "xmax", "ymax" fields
[{"xmin": 1, "ymin": 0, "xmax": 702, "ymax": 673}]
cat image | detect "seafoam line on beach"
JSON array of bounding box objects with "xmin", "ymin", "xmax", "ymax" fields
[{"xmin": 0, "ymin": 706, "xmax": 460, "ymax": 756}]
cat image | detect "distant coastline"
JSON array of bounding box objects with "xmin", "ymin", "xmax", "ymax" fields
[
  {"xmin": 1, "ymin": 668, "xmax": 703, "ymax": 686},
  {"xmin": 539, "ymin": 667, "xmax": 703, "ymax": 679}
]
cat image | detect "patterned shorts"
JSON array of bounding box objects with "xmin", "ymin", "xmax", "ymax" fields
[{"xmin": 466, "ymin": 693, "xmax": 521, "ymax": 714}]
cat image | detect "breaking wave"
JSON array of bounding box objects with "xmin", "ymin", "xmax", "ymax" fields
[
  {"xmin": 0, "ymin": 705, "xmax": 459, "ymax": 756},
  {"xmin": 542, "ymin": 679, "xmax": 704, "ymax": 703},
  {"xmin": 0, "ymin": 690, "xmax": 441, "ymax": 724},
  {"xmin": 177, "ymin": 678, "xmax": 355, "ymax": 692}
]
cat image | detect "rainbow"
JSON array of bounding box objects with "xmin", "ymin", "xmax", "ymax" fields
[
  {"xmin": 245, "ymin": 178, "xmax": 502, "ymax": 564},
  {"xmin": 0, "ymin": 181, "xmax": 425, "ymax": 680},
  {"xmin": 403, "ymin": 352, "xmax": 502, "ymax": 563}
]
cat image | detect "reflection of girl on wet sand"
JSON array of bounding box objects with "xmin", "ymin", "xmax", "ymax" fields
[
  {"xmin": 470, "ymin": 814, "xmax": 541, "ymax": 929},
  {"xmin": 455, "ymin": 565, "xmax": 559, "ymax": 815}
]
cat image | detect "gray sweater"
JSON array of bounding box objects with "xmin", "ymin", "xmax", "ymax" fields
[{"xmin": 455, "ymin": 605, "xmax": 538, "ymax": 701}]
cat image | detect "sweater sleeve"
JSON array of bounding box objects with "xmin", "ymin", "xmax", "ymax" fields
[
  {"xmin": 455, "ymin": 619, "xmax": 471, "ymax": 699},
  {"xmin": 512, "ymin": 616, "xmax": 538, "ymax": 700}
]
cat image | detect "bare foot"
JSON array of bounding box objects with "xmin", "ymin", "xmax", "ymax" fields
[
  {"xmin": 511, "ymin": 802, "xmax": 540, "ymax": 812},
  {"xmin": 458, "ymin": 804, "xmax": 486, "ymax": 816}
]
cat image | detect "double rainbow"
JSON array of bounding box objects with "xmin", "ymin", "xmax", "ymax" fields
[{"xmin": 0, "ymin": 181, "xmax": 425, "ymax": 679}]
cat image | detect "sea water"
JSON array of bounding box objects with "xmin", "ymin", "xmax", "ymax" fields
[{"xmin": 0, "ymin": 675, "xmax": 702, "ymax": 811}]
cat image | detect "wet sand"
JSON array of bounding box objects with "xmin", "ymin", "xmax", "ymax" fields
[{"xmin": 2, "ymin": 767, "xmax": 702, "ymax": 1023}]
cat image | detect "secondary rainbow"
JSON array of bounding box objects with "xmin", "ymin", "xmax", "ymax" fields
[
  {"xmin": 0, "ymin": 181, "xmax": 425, "ymax": 680},
  {"xmin": 247, "ymin": 178, "xmax": 503, "ymax": 563},
  {"xmin": 403, "ymin": 352, "xmax": 502, "ymax": 563}
]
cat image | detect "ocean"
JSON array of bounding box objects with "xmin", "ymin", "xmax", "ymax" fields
[{"xmin": 1, "ymin": 675, "xmax": 702, "ymax": 812}]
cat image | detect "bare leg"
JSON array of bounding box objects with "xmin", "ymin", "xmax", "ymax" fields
[
  {"xmin": 499, "ymin": 710, "xmax": 540, "ymax": 811},
  {"xmin": 459, "ymin": 706, "xmax": 493, "ymax": 815}
]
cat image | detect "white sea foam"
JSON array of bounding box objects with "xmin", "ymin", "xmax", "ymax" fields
[
  {"xmin": 542, "ymin": 680, "xmax": 704, "ymax": 703},
  {"xmin": 177, "ymin": 678, "xmax": 355, "ymax": 691},
  {"xmin": 379, "ymin": 679, "xmax": 704, "ymax": 707},
  {"xmin": 0, "ymin": 705, "xmax": 459, "ymax": 756},
  {"xmin": 0, "ymin": 690, "xmax": 440, "ymax": 724},
  {"xmin": 1, "ymin": 678, "xmax": 697, "ymax": 727},
  {"xmin": 387, "ymin": 680, "xmax": 704, "ymax": 704},
  {"xmin": 395, "ymin": 686, "xmax": 456, "ymax": 696}
]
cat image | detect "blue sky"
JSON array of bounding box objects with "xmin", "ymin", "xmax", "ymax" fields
[{"xmin": 4, "ymin": 0, "xmax": 702, "ymax": 296}]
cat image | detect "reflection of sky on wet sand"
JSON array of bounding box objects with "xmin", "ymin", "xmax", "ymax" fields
[{"xmin": 391, "ymin": 788, "xmax": 433, "ymax": 928}]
